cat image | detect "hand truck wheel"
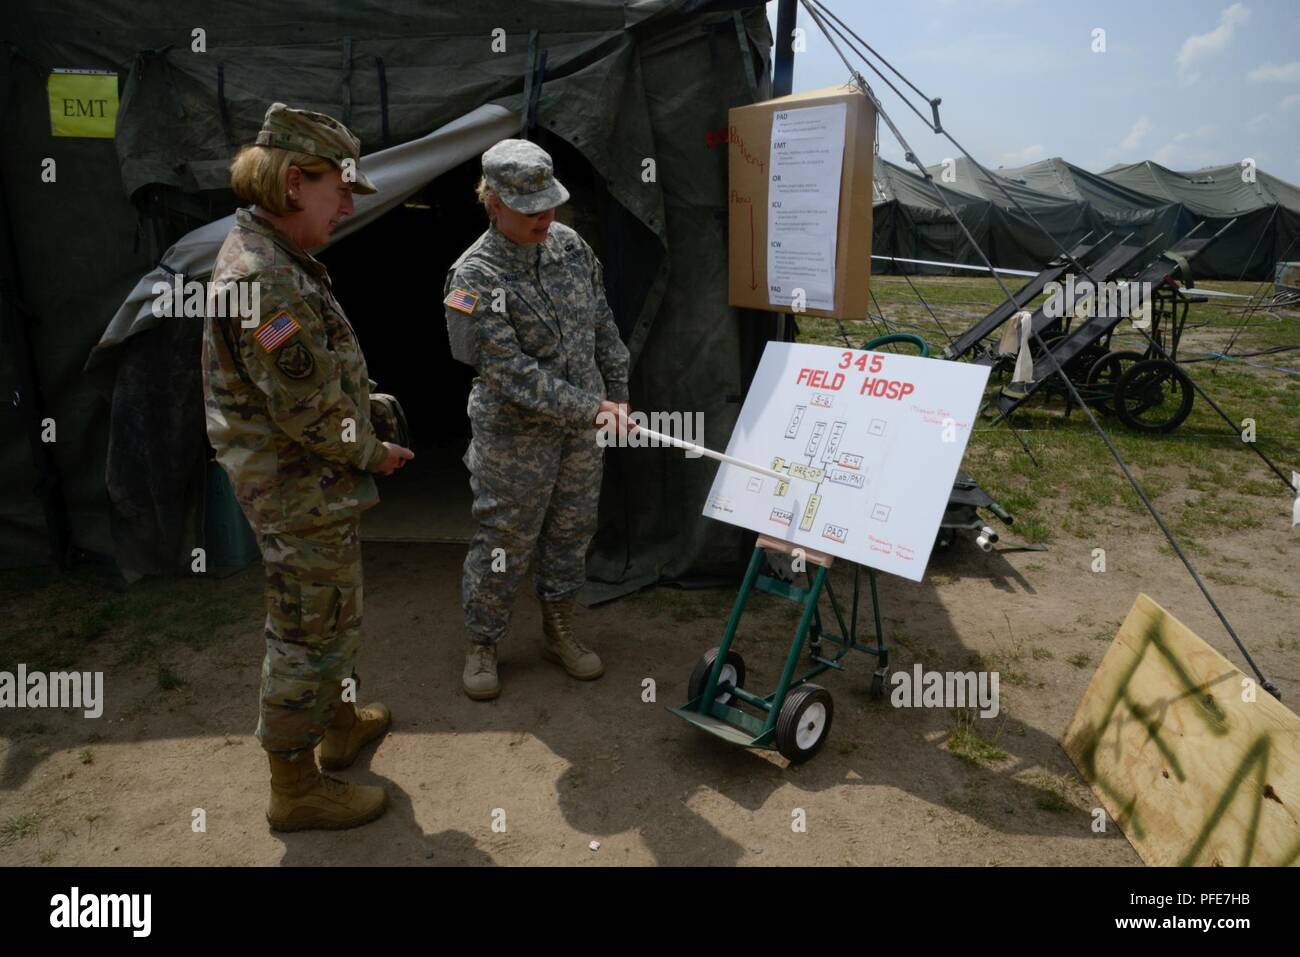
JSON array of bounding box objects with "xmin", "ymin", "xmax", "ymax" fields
[
  {"xmin": 869, "ymin": 669, "xmax": 889, "ymax": 701},
  {"xmin": 688, "ymin": 647, "xmax": 746, "ymax": 706},
  {"xmin": 775, "ymin": 684, "xmax": 834, "ymax": 763}
]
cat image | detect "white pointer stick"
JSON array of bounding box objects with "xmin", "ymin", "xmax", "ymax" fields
[{"xmin": 632, "ymin": 426, "xmax": 788, "ymax": 483}]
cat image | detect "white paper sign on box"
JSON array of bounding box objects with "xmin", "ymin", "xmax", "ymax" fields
[
  {"xmin": 703, "ymin": 342, "xmax": 991, "ymax": 582},
  {"xmin": 766, "ymin": 103, "xmax": 846, "ymax": 311}
]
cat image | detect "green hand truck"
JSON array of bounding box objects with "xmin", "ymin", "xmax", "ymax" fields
[{"xmin": 668, "ymin": 535, "xmax": 888, "ymax": 763}]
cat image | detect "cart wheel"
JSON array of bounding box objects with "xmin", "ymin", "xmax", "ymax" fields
[
  {"xmin": 775, "ymin": 684, "xmax": 834, "ymax": 763},
  {"xmin": 869, "ymin": 670, "xmax": 889, "ymax": 701},
  {"xmin": 1114, "ymin": 359, "xmax": 1194, "ymax": 433},
  {"xmin": 688, "ymin": 648, "xmax": 746, "ymax": 706},
  {"xmin": 1085, "ymin": 350, "xmax": 1144, "ymax": 388}
]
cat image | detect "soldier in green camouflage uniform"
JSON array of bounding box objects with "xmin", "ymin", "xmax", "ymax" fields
[
  {"xmin": 203, "ymin": 103, "xmax": 413, "ymax": 831},
  {"xmin": 443, "ymin": 139, "xmax": 632, "ymax": 700}
]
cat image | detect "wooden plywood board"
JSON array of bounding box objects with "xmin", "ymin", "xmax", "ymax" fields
[{"xmin": 1062, "ymin": 594, "xmax": 1300, "ymax": 866}]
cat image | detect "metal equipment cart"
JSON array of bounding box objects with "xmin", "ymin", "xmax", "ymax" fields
[{"xmin": 668, "ymin": 535, "xmax": 888, "ymax": 763}]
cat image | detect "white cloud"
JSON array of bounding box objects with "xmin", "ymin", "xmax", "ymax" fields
[
  {"xmin": 1150, "ymin": 126, "xmax": 1222, "ymax": 168},
  {"xmin": 1245, "ymin": 113, "xmax": 1270, "ymax": 131},
  {"xmin": 998, "ymin": 144, "xmax": 1044, "ymax": 166},
  {"xmin": 1175, "ymin": 3, "xmax": 1251, "ymax": 85},
  {"xmin": 1247, "ymin": 60, "xmax": 1300, "ymax": 82},
  {"xmin": 1281, "ymin": 93, "xmax": 1300, "ymax": 111},
  {"xmin": 1150, "ymin": 142, "xmax": 1180, "ymax": 166},
  {"xmin": 1119, "ymin": 116, "xmax": 1152, "ymax": 152}
]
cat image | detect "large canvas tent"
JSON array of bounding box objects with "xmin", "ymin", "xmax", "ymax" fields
[
  {"xmin": 922, "ymin": 156, "xmax": 1097, "ymax": 269},
  {"xmin": 872, "ymin": 159, "xmax": 990, "ymax": 271},
  {"xmin": 872, "ymin": 154, "xmax": 1300, "ymax": 281},
  {"xmin": 1101, "ymin": 160, "xmax": 1300, "ymax": 281},
  {"xmin": 0, "ymin": 1, "xmax": 777, "ymax": 600},
  {"xmin": 1000, "ymin": 157, "xmax": 1189, "ymax": 252}
]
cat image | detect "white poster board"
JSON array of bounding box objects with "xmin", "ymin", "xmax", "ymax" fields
[
  {"xmin": 766, "ymin": 103, "xmax": 846, "ymax": 311},
  {"xmin": 703, "ymin": 342, "xmax": 991, "ymax": 581}
]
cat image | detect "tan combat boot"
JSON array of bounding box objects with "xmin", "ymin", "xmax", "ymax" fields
[
  {"xmin": 463, "ymin": 642, "xmax": 501, "ymax": 700},
  {"xmin": 540, "ymin": 597, "xmax": 604, "ymax": 680},
  {"xmin": 266, "ymin": 750, "xmax": 387, "ymax": 832},
  {"xmin": 319, "ymin": 700, "xmax": 392, "ymax": 771}
]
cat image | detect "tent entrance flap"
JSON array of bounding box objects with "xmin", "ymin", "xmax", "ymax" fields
[
  {"xmin": 320, "ymin": 160, "xmax": 485, "ymax": 544},
  {"xmin": 324, "ymin": 133, "xmax": 637, "ymax": 546}
]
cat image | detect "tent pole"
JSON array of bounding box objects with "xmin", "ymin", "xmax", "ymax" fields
[{"xmin": 773, "ymin": 0, "xmax": 797, "ymax": 98}]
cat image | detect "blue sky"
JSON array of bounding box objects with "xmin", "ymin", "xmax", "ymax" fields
[{"xmin": 767, "ymin": 0, "xmax": 1300, "ymax": 184}]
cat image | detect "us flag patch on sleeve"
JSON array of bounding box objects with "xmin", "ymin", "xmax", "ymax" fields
[
  {"xmin": 253, "ymin": 310, "xmax": 302, "ymax": 352},
  {"xmin": 445, "ymin": 288, "xmax": 480, "ymax": 315}
]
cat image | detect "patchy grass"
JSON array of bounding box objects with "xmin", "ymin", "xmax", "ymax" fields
[
  {"xmin": 0, "ymin": 564, "xmax": 262, "ymax": 674},
  {"xmin": 0, "ymin": 814, "xmax": 42, "ymax": 847},
  {"xmin": 946, "ymin": 724, "xmax": 1008, "ymax": 766},
  {"xmin": 969, "ymin": 624, "xmax": 1040, "ymax": 689},
  {"xmin": 1017, "ymin": 770, "xmax": 1080, "ymax": 813},
  {"xmin": 157, "ymin": 664, "xmax": 187, "ymax": 692},
  {"xmin": 624, "ymin": 585, "xmax": 736, "ymax": 625},
  {"xmin": 945, "ymin": 708, "xmax": 1009, "ymax": 766}
]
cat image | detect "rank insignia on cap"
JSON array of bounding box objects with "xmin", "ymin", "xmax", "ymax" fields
[
  {"xmin": 445, "ymin": 288, "xmax": 480, "ymax": 315},
  {"xmin": 253, "ymin": 310, "xmax": 302, "ymax": 352}
]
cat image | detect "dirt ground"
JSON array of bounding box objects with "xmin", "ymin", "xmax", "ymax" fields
[{"xmin": 1, "ymin": 505, "xmax": 1294, "ymax": 866}]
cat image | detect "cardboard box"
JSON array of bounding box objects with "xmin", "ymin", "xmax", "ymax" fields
[{"xmin": 728, "ymin": 85, "xmax": 875, "ymax": 318}]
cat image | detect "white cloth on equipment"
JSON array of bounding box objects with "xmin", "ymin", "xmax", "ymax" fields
[{"xmin": 1011, "ymin": 311, "xmax": 1035, "ymax": 386}]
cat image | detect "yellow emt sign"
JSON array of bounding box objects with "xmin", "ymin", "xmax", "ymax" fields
[{"xmin": 48, "ymin": 69, "xmax": 119, "ymax": 138}]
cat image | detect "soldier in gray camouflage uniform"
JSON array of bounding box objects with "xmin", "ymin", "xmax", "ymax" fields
[
  {"xmin": 203, "ymin": 103, "xmax": 414, "ymax": 831},
  {"xmin": 444, "ymin": 139, "xmax": 632, "ymax": 700}
]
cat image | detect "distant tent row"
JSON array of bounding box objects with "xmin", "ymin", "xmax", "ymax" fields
[{"xmin": 872, "ymin": 156, "xmax": 1300, "ymax": 281}]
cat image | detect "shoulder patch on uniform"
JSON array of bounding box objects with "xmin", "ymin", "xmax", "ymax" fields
[
  {"xmin": 253, "ymin": 309, "xmax": 302, "ymax": 352},
  {"xmin": 445, "ymin": 288, "xmax": 480, "ymax": 315},
  {"xmin": 274, "ymin": 341, "xmax": 315, "ymax": 380}
]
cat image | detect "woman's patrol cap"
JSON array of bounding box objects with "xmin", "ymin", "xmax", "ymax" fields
[
  {"xmin": 255, "ymin": 102, "xmax": 377, "ymax": 194},
  {"xmin": 482, "ymin": 139, "xmax": 569, "ymax": 213}
]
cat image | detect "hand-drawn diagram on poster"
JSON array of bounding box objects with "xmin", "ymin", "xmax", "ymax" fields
[
  {"xmin": 766, "ymin": 104, "xmax": 846, "ymax": 311},
  {"xmin": 703, "ymin": 342, "xmax": 990, "ymax": 581}
]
